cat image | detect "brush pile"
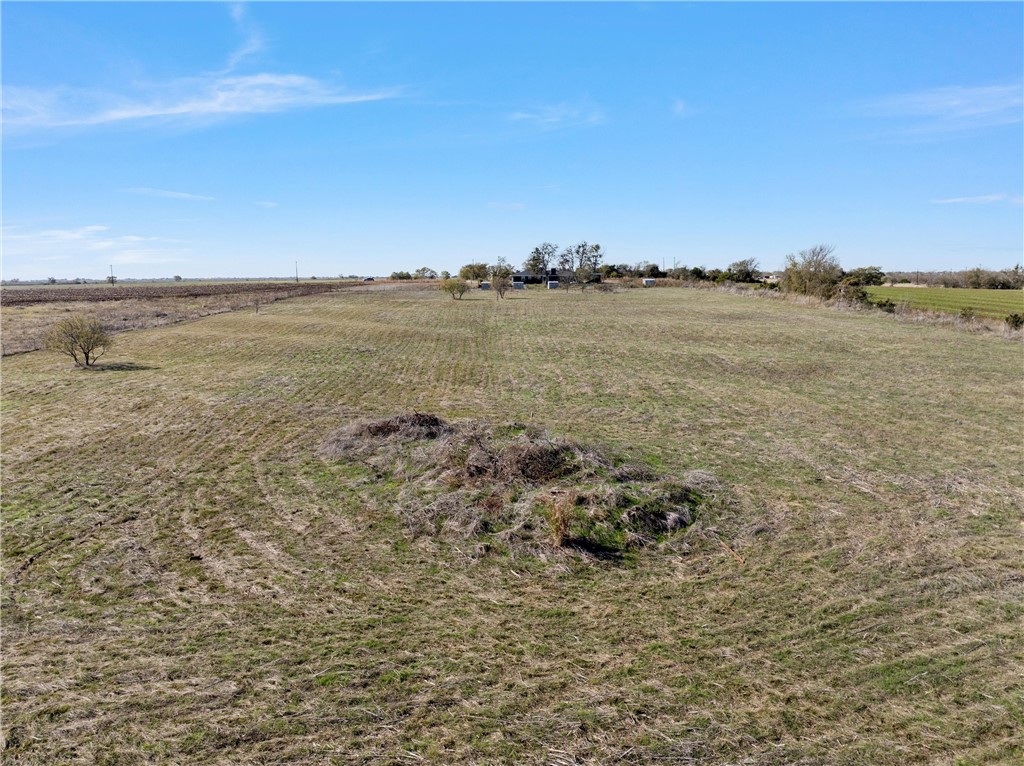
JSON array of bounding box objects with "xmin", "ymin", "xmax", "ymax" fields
[{"xmin": 320, "ymin": 413, "xmax": 720, "ymax": 557}]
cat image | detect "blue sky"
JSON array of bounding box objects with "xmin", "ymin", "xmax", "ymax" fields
[{"xmin": 3, "ymin": 2, "xmax": 1022, "ymax": 280}]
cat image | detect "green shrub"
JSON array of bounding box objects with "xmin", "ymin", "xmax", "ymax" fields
[
  {"xmin": 780, "ymin": 244, "xmax": 843, "ymax": 297},
  {"xmin": 959, "ymin": 306, "xmax": 977, "ymax": 321},
  {"xmin": 440, "ymin": 279, "xmax": 469, "ymax": 300},
  {"xmin": 873, "ymin": 298, "xmax": 897, "ymax": 313},
  {"xmin": 834, "ymin": 284, "xmax": 870, "ymax": 305}
]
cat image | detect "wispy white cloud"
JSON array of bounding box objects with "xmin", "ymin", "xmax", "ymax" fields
[
  {"xmin": 2, "ymin": 224, "xmax": 189, "ymax": 269},
  {"xmin": 30, "ymin": 225, "xmax": 111, "ymax": 241},
  {"xmin": 671, "ymin": 98, "xmax": 689, "ymax": 118},
  {"xmin": 2, "ymin": 3, "xmax": 400, "ymax": 133},
  {"xmin": 4, "ymin": 75, "xmax": 399, "ymax": 130},
  {"xmin": 857, "ymin": 83, "xmax": 1023, "ymax": 135},
  {"xmin": 930, "ymin": 194, "xmax": 1011, "ymax": 205},
  {"xmin": 254, "ymin": 200, "xmax": 278, "ymax": 208},
  {"xmin": 223, "ymin": 3, "xmax": 264, "ymax": 73},
  {"xmin": 487, "ymin": 201, "xmax": 525, "ymax": 211},
  {"xmin": 123, "ymin": 187, "xmax": 215, "ymax": 202},
  {"xmin": 508, "ymin": 102, "xmax": 605, "ymax": 130}
]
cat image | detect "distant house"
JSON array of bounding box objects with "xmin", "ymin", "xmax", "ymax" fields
[
  {"xmin": 511, "ymin": 270, "xmax": 558, "ymax": 285},
  {"xmin": 512, "ymin": 268, "xmax": 600, "ymax": 285},
  {"xmin": 761, "ymin": 273, "xmax": 780, "ymax": 283}
]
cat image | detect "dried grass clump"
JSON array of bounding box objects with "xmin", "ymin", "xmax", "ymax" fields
[
  {"xmin": 361, "ymin": 412, "xmax": 453, "ymax": 440},
  {"xmin": 318, "ymin": 412, "xmax": 453, "ymax": 460},
  {"xmin": 321, "ymin": 414, "xmax": 720, "ymax": 558}
]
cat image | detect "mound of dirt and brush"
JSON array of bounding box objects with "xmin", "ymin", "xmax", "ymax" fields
[{"xmin": 320, "ymin": 413, "xmax": 720, "ymax": 558}]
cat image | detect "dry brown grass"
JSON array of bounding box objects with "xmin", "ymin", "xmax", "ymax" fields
[
  {"xmin": 319, "ymin": 414, "xmax": 713, "ymax": 557},
  {"xmin": 0, "ymin": 282, "xmax": 348, "ymax": 356},
  {"xmin": 2, "ymin": 286, "xmax": 1022, "ymax": 764}
]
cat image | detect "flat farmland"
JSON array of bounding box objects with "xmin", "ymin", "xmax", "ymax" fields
[
  {"xmin": 866, "ymin": 286, "xmax": 1024, "ymax": 319},
  {"xmin": 2, "ymin": 287, "xmax": 1022, "ymax": 765},
  {"xmin": 0, "ymin": 281, "xmax": 350, "ymax": 356}
]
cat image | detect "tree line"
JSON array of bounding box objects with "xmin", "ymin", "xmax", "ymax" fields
[
  {"xmin": 397, "ymin": 242, "xmax": 1022, "ymax": 301},
  {"xmin": 884, "ymin": 265, "xmax": 1023, "ymax": 290}
]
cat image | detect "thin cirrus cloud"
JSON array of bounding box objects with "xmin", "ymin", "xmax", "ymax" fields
[
  {"xmin": 3, "ymin": 4, "xmax": 400, "ymax": 133},
  {"xmin": 857, "ymin": 83, "xmax": 1023, "ymax": 134},
  {"xmin": 3, "ymin": 75, "xmax": 400, "ymax": 130},
  {"xmin": 222, "ymin": 2, "xmax": 265, "ymax": 74},
  {"xmin": 508, "ymin": 103, "xmax": 605, "ymax": 130},
  {"xmin": 930, "ymin": 194, "xmax": 1014, "ymax": 205},
  {"xmin": 123, "ymin": 187, "xmax": 215, "ymax": 202},
  {"xmin": 2, "ymin": 224, "xmax": 189, "ymax": 268}
]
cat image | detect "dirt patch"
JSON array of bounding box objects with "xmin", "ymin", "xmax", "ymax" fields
[
  {"xmin": 362, "ymin": 412, "xmax": 454, "ymax": 441},
  {"xmin": 320, "ymin": 415, "xmax": 720, "ymax": 558}
]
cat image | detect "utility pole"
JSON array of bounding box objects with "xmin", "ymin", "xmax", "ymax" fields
[{"xmin": 295, "ymin": 261, "xmax": 299, "ymax": 283}]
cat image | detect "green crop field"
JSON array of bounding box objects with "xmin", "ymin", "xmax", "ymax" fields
[
  {"xmin": 3, "ymin": 287, "xmax": 1022, "ymax": 765},
  {"xmin": 866, "ymin": 286, "xmax": 1024, "ymax": 319}
]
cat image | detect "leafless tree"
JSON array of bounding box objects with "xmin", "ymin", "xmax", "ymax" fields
[
  {"xmin": 492, "ymin": 275, "xmax": 512, "ymax": 298},
  {"xmin": 44, "ymin": 316, "xmax": 113, "ymax": 367}
]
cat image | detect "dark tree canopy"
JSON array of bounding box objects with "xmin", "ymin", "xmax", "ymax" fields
[
  {"xmin": 726, "ymin": 258, "xmax": 761, "ymax": 283},
  {"xmin": 524, "ymin": 243, "xmax": 558, "ymax": 277},
  {"xmin": 842, "ymin": 266, "xmax": 886, "ymax": 287}
]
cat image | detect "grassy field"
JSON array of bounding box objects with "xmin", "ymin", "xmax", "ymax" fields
[
  {"xmin": 866, "ymin": 286, "xmax": 1024, "ymax": 319},
  {"xmin": 2, "ymin": 287, "xmax": 1022, "ymax": 765},
  {"xmin": 0, "ymin": 281, "xmax": 351, "ymax": 356}
]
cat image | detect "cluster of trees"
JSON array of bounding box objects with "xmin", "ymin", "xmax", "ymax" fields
[
  {"xmin": 886, "ymin": 265, "xmax": 1023, "ymax": 290},
  {"xmin": 502, "ymin": 241, "xmax": 609, "ymax": 292},
  {"xmin": 458, "ymin": 263, "xmax": 491, "ymax": 281},
  {"xmin": 587, "ymin": 258, "xmax": 764, "ymax": 284},
  {"xmin": 450, "ymin": 246, "xmax": 768, "ymax": 292},
  {"xmin": 777, "ymin": 245, "xmax": 889, "ymax": 301},
  {"xmin": 408, "ymin": 242, "xmax": 1023, "ymax": 299},
  {"xmin": 456, "ymin": 257, "xmax": 516, "ymax": 282},
  {"xmin": 441, "ymin": 258, "xmax": 513, "ymax": 300},
  {"xmin": 521, "ymin": 241, "xmax": 605, "ymax": 285},
  {"xmin": 389, "ymin": 266, "xmax": 441, "ymax": 281}
]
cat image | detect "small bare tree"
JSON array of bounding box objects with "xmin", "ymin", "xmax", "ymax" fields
[
  {"xmin": 44, "ymin": 316, "xmax": 112, "ymax": 367},
  {"xmin": 492, "ymin": 275, "xmax": 512, "ymax": 298}
]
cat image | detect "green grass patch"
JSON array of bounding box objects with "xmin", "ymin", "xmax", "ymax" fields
[{"xmin": 867, "ymin": 285, "xmax": 1024, "ymax": 318}]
